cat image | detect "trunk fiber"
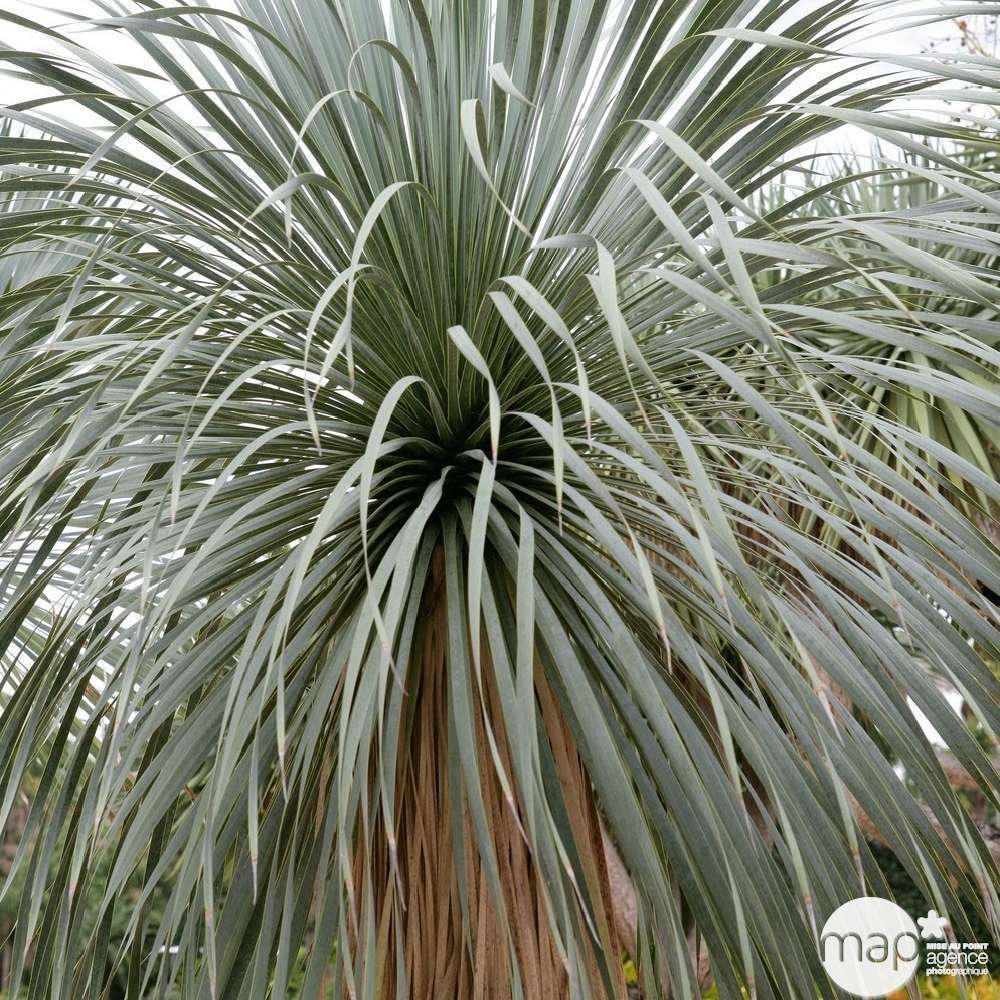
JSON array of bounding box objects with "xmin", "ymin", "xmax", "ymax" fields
[{"xmin": 352, "ymin": 556, "xmax": 625, "ymax": 999}]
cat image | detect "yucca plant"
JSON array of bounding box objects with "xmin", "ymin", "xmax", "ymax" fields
[
  {"xmin": 0, "ymin": 2, "xmax": 998, "ymax": 998},
  {"xmin": 762, "ymin": 146, "xmax": 1000, "ymax": 520}
]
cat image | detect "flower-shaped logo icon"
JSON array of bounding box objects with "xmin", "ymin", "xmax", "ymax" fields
[{"xmin": 917, "ymin": 910, "xmax": 948, "ymax": 940}]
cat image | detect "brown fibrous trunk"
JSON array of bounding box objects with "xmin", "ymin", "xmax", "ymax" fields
[{"xmin": 350, "ymin": 552, "xmax": 625, "ymax": 999}]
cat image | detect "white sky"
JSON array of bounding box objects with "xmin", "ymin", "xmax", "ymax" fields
[
  {"xmin": 1, "ymin": 0, "xmax": 987, "ymax": 189},
  {"xmin": 0, "ymin": 1, "xmax": 971, "ymax": 110}
]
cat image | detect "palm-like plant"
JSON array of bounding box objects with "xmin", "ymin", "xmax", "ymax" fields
[
  {"xmin": 764, "ymin": 147, "xmax": 1000, "ymax": 520},
  {"xmin": 0, "ymin": 2, "xmax": 997, "ymax": 998}
]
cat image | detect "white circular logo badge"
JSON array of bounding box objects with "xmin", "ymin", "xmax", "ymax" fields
[{"xmin": 820, "ymin": 896, "xmax": 920, "ymax": 997}]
